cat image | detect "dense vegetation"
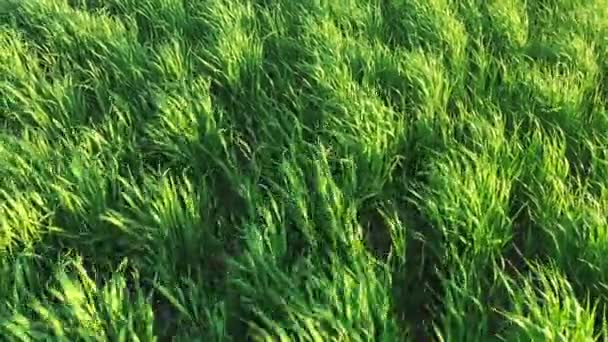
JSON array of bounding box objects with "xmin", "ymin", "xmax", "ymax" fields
[{"xmin": 2, "ymin": 0, "xmax": 608, "ymax": 340}]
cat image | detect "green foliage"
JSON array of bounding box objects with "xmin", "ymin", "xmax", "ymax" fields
[{"xmin": 2, "ymin": 0, "xmax": 608, "ymax": 340}]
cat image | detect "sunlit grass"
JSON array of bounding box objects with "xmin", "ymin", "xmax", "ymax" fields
[{"xmin": 2, "ymin": 0, "xmax": 608, "ymax": 340}]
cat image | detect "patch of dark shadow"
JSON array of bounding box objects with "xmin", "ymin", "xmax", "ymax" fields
[
  {"xmin": 585, "ymin": 282, "xmax": 608, "ymax": 338},
  {"xmin": 118, "ymin": 85, "xmax": 159, "ymax": 119},
  {"xmin": 450, "ymin": 2, "xmax": 484, "ymax": 37},
  {"xmin": 0, "ymin": 1, "xmax": 19, "ymax": 19},
  {"xmin": 206, "ymin": 247, "xmax": 232, "ymax": 284},
  {"xmin": 154, "ymin": 211, "xmax": 230, "ymax": 287},
  {"xmin": 598, "ymin": 64, "xmax": 608, "ymax": 104},
  {"xmin": 94, "ymin": 255, "xmax": 216, "ymax": 341},
  {"xmin": 345, "ymin": 55, "xmax": 373, "ymax": 88},
  {"xmin": 458, "ymin": 51, "xmax": 508, "ymax": 105},
  {"xmin": 259, "ymin": 45, "xmax": 317, "ymax": 96},
  {"xmin": 45, "ymin": 223, "xmax": 147, "ymax": 275},
  {"xmin": 135, "ymin": 138, "xmax": 193, "ymax": 176},
  {"xmin": 49, "ymin": 245, "xmax": 140, "ymax": 296},
  {"xmin": 258, "ymin": 70, "xmax": 313, "ymax": 117},
  {"xmin": 164, "ymin": 17, "xmax": 217, "ymax": 49},
  {"xmin": 152, "ymin": 295, "xmax": 181, "ymax": 341},
  {"xmin": 122, "ymin": 13, "xmax": 171, "ymax": 47},
  {"xmin": 282, "ymin": 221, "xmax": 314, "ymax": 269},
  {"xmin": 399, "ymin": 126, "xmax": 449, "ymax": 187},
  {"xmin": 429, "ymin": 239, "xmax": 516, "ymax": 339},
  {"xmin": 0, "ymin": 108, "xmax": 28, "ymax": 133},
  {"xmin": 490, "ymin": 79, "xmax": 530, "ymax": 121},
  {"xmin": 66, "ymin": 84, "xmax": 109, "ymax": 126},
  {"xmin": 66, "ymin": 0, "xmax": 107, "ymax": 12},
  {"xmin": 133, "ymin": 120, "xmax": 203, "ymax": 173},
  {"xmin": 111, "ymin": 266, "xmax": 183, "ymax": 341},
  {"xmin": 249, "ymin": 176, "xmax": 311, "ymax": 266},
  {"xmin": 282, "ymin": 178, "xmax": 337, "ymax": 265},
  {"xmin": 429, "ymin": 226, "xmax": 510, "ymax": 335},
  {"xmin": 554, "ymin": 234, "xmax": 608, "ymax": 303},
  {"xmin": 294, "ymin": 95, "xmax": 329, "ymax": 140},
  {"xmin": 42, "ymin": 180, "xmax": 150, "ymax": 271},
  {"xmin": 353, "ymin": 50, "xmax": 439, "ymax": 115},
  {"xmin": 251, "ymin": 0, "xmax": 318, "ymax": 23},
  {"xmin": 451, "ymin": 120, "xmax": 480, "ymax": 153},
  {"xmin": 258, "ymin": 64, "xmax": 290, "ymax": 100},
  {"xmin": 501, "ymin": 85, "xmax": 580, "ymax": 141},
  {"xmin": 563, "ymin": 133, "xmax": 594, "ymax": 189},
  {"xmin": 4, "ymin": 250, "xmax": 55, "ymax": 291},
  {"xmin": 115, "ymin": 152, "xmax": 151, "ymax": 185},
  {"xmin": 390, "ymin": 204, "xmax": 444, "ymax": 342},
  {"xmin": 523, "ymin": 40, "xmax": 565, "ymax": 67},
  {"xmin": 506, "ymin": 173, "xmax": 550, "ymax": 265},
  {"xmin": 223, "ymin": 258, "xmax": 303, "ymax": 341},
  {"xmin": 5, "ymin": 14, "xmax": 51, "ymax": 51},
  {"xmin": 359, "ymin": 203, "xmax": 392, "ymax": 261},
  {"xmin": 250, "ymin": 0, "xmax": 279, "ymax": 11},
  {"xmin": 524, "ymin": 1, "xmax": 556, "ymax": 37},
  {"xmin": 483, "ymin": 265, "xmax": 518, "ymax": 339},
  {"xmin": 223, "ymin": 283, "xmax": 250, "ymax": 341},
  {"xmin": 567, "ymin": 259, "xmax": 608, "ymax": 298},
  {"xmin": 504, "ymin": 211, "xmax": 532, "ymax": 280},
  {"xmin": 460, "ymin": 186, "xmax": 533, "ymax": 337},
  {"xmin": 207, "ymin": 77, "xmax": 233, "ymax": 108},
  {"xmin": 458, "ymin": 4, "xmax": 521, "ymax": 59},
  {"xmin": 206, "ymin": 170, "xmax": 249, "ymax": 220},
  {"xmin": 206, "ymin": 90, "xmax": 263, "ymax": 154},
  {"xmin": 375, "ymin": 79, "xmax": 419, "ymax": 116},
  {"xmin": 377, "ymin": 0, "xmax": 432, "ymax": 51},
  {"xmin": 594, "ymin": 305, "xmax": 608, "ymax": 341},
  {"xmin": 189, "ymin": 176, "xmax": 249, "ymax": 280},
  {"xmin": 29, "ymin": 51, "xmax": 66, "ymax": 85}
]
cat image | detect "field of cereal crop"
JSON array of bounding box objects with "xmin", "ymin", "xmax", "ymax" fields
[{"xmin": 2, "ymin": 0, "xmax": 608, "ymax": 340}]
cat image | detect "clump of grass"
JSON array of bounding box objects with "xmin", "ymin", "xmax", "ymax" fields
[
  {"xmin": 498, "ymin": 262, "xmax": 603, "ymax": 341},
  {"xmin": 3, "ymin": 0, "xmax": 608, "ymax": 340}
]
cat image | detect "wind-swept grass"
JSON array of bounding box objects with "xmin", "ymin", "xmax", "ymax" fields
[{"xmin": 2, "ymin": 0, "xmax": 608, "ymax": 340}]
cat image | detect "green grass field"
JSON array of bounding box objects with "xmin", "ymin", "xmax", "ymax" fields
[{"xmin": 2, "ymin": 0, "xmax": 608, "ymax": 340}]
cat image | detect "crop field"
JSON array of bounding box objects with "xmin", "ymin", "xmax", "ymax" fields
[{"xmin": 2, "ymin": 0, "xmax": 608, "ymax": 340}]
